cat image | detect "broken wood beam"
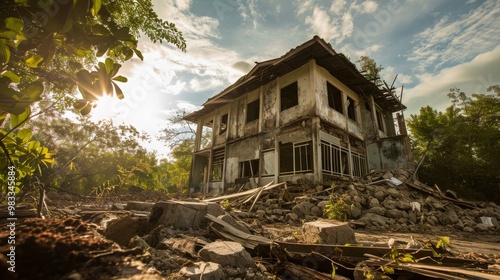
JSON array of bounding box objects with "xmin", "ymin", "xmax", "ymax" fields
[{"xmin": 203, "ymin": 182, "xmax": 284, "ymax": 202}]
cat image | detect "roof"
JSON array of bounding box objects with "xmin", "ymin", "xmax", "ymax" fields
[{"xmin": 184, "ymin": 36, "xmax": 405, "ymax": 122}]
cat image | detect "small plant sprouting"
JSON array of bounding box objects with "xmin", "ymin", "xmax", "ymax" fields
[
  {"xmin": 323, "ymin": 183, "xmax": 353, "ymax": 222},
  {"xmin": 221, "ymin": 199, "xmax": 232, "ymax": 211}
]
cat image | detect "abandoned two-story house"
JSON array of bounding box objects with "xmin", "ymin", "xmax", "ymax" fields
[{"xmin": 184, "ymin": 36, "xmax": 412, "ymax": 193}]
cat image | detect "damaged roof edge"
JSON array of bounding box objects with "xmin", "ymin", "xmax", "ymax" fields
[{"xmin": 184, "ymin": 36, "xmax": 406, "ymax": 122}]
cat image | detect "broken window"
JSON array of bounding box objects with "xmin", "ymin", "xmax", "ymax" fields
[
  {"xmin": 321, "ymin": 140, "xmax": 367, "ymax": 178},
  {"xmin": 262, "ymin": 150, "xmax": 275, "ymax": 176},
  {"xmin": 376, "ymin": 110, "xmax": 385, "ymax": 133},
  {"xmin": 211, "ymin": 149, "xmax": 224, "ymax": 181},
  {"xmin": 219, "ymin": 113, "xmax": 228, "ymax": 135},
  {"xmin": 246, "ymin": 99, "xmax": 260, "ymax": 123},
  {"xmin": 280, "ymin": 81, "xmax": 298, "ymax": 111},
  {"xmin": 347, "ymin": 96, "xmax": 356, "ymax": 121},
  {"xmin": 240, "ymin": 159, "xmax": 259, "ymax": 178},
  {"xmin": 327, "ymin": 82, "xmax": 343, "ymax": 114},
  {"xmin": 280, "ymin": 141, "xmax": 313, "ymax": 174}
]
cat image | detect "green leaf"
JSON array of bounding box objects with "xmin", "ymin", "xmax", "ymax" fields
[
  {"xmin": 112, "ymin": 81, "xmax": 124, "ymax": 99},
  {"xmin": 73, "ymin": 99, "xmax": 88, "ymax": 110},
  {"xmin": 91, "ymin": 0, "xmax": 102, "ymax": 16},
  {"xmin": 25, "ymin": 55, "xmax": 44, "ymax": 68},
  {"xmin": 105, "ymin": 57, "xmax": 113, "ymax": 74},
  {"xmin": 381, "ymin": 266, "xmax": 394, "ymax": 274},
  {"xmin": 2, "ymin": 71, "xmax": 20, "ymax": 83},
  {"xmin": 10, "ymin": 107, "xmax": 30, "ymax": 127},
  {"xmin": 122, "ymin": 46, "xmax": 133, "ymax": 60},
  {"xmin": 19, "ymin": 81, "xmax": 44, "ymax": 100},
  {"xmin": 398, "ymin": 254, "xmax": 415, "ymax": 263},
  {"xmin": 0, "ymin": 41, "xmax": 11, "ymax": 63},
  {"xmin": 133, "ymin": 48, "xmax": 144, "ymax": 61},
  {"xmin": 5, "ymin": 18, "xmax": 23, "ymax": 33},
  {"xmin": 16, "ymin": 129, "xmax": 32, "ymax": 142},
  {"xmin": 91, "ymin": 24, "xmax": 110, "ymax": 36},
  {"xmin": 112, "ymin": 75, "xmax": 127, "ymax": 83},
  {"xmin": 80, "ymin": 103, "xmax": 93, "ymax": 115},
  {"xmin": 436, "ymin": 236, "xmax": 450, "ymax": 248}
]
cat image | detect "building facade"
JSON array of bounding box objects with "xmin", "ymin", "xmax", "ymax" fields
[{"xmin": 184, "ymin": 36, "xmax": 412, "ymax": 193}]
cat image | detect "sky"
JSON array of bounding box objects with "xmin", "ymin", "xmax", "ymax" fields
[{"xmin": 90, "ymin": 0, "xmax": 500, "ymax": 158}]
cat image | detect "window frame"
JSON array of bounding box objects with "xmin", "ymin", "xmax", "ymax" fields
[
  {"xmin": 246, "ymin": 99, "xmax": 260, "ymax": 123},
  {"xmin": 280, "ymin": 81, "xmax": 299, "ymax": 111}
]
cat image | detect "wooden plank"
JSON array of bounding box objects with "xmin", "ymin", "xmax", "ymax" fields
[{"xmin": 203, "ymin": 182, "xmax": 283, "ymax": 202}]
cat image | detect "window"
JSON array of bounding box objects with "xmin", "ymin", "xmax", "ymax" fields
[
  {"xmin": 240, "ymin": 159, "xmax": 259, "ymax": 178},
  {"xmin": 246, "ymin": 99, "xmax": 260, "ymax": 123},
  {"xmin": 219, "ymin": 113, "xmax": 228, "ymax": 135},
  {"xmin": 262, "ymin": 150, "xmax": 275, "ymax": 176},
  {"xmin": 376, "ymin": 110, "xmax": 385, "ymax": 133},
  {"xmin": 280, "ymin": 141, "xmax": 313, "ymax": 174},
  {"xmin": 280, "ymin": 81, "xmax": 298, "ymax": 111},
  {"xmin": 327, "ymin": 82, "xmax": 343, "ymax": 114},
  {"xmin": 347, "ymin": 96, "xmax": 356, "ymax": 121},
  {"xmin": 211, "ymin": 149, "xmax": 224, "ymax": 181},
  {"xmin": 321, "ymin": 140, "xmax": 367, "ymax": 178}
]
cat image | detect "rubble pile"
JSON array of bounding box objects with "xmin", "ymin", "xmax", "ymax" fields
[{"xmin": 233, "ymin": 170, "xmax": 500, "ymax": 235}]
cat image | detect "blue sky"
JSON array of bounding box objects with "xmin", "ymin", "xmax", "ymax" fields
[{"xmin": 91, "ymin": 0, "xmax": 500, "ymax": 157}]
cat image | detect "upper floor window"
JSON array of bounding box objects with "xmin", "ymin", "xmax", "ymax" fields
[
  {"xmin": 246, "ymin": 99, "xmax": 260, "ymax": 123},
  {"xmin": 347, "ymin": 96, "xmax": 356, "ymax": 121},
  {"xmin": 280, "ymin": 81, "xmax": 298, "ymax": 111},
  {"xmin": 327, "ymin": 82, "xmax": 343, "ymax": 114},
  {"xmin": 376, "ymin": 110, "xmax": 385, "ymax": 133},
  {"xmin": 219, "ymin": 113, "xmax": 228, "ymax": 135}
]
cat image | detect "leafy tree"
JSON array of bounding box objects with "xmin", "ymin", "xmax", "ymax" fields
[
  {"xmin": 407, "ymin": 86, "xmax": 500, "ymax": 202},
  {"xmin": 357, "ymin": 56, "xmax": 384, "ymax": 82},
  {"xmin": 0, "ymin": 0, "xmax": 185, "ymax": 195},
  {"xmin": 165, "ymin": 139, "xmax": 193, "ymax": 193}
]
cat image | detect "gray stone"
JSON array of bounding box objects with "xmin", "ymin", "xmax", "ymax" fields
[
  {"xmin": 358, "ymin": 213, "xmax": 389, "ymax": 226},
  {"xmin": 292, "ymin": 202, "xmax": 315, "ymax": 218},
  {"xmin": 367, "ymin": 206, "xmax": 386, "ymax": 216},
  {"xmin": 474, "ymin": 223, "xmax": 489, "ymax": 232},
  {"xmin": 463, "ymin": 226, "xmax": 474, "ymax": 232},
  {"xmin": 382, "ymin": 199, "xmax": 398, "ymax": 210},
  {"xmin": 286, "ymin": 212, "xmax": 299, "ymax": 221},
  {"xmin": 179, "ymin": 262, "xmax": 223, "ymax": 280},
  {"xmin": 373, "ymin": 190, "xmax": 387, "ymax": 201},
  {"xmin": 350, "ymin": 203, "xmax": 362, "ymax": 219},
  {"xmin": 218, "ymin": 214, "xmax": 251, "ymax": 234},
  {"xmin": 369, "ymin": 198, "xmax": 380, "ymax": 208},
  {"xmin": 397, "ymin": 200, "xmax": 413, "ymax": 210},
  {"xmin": 310, "ymin": 206, "xmax": 323, "ymax": 217},
  {"xmin": 386, "ymin": 209, "xmax": 404, "ymax": 219},
  {"xmin": 294, "ymin": 196, "xmax": 310, "ymax": 203},
  {"xmin": 386, "ymin": 188, "xmax": 401, "ymax": 198},
  {"xmin": 129, "ymin": 235, "xmax": 150, "ymax": 250},
  {"xmin": 149, "ymin": 201, "xmax": 224, "ymax": 229},
  {"xmin": 255, "ymin": 210, "xmax": 266, "ymax": 218},
  {"xmin": 302, "ymin": 220, "xmax": 356, "ymax": 245},
  {"xmin": 317, "ymin": 200, "xmax": 329, "ymax": 210},
  {"xmin": 199, "ymin": 241, "xmax": 255, "ymax": 268},
  {"xmin": 408, "ymin": 211, "xmax": 417, "ymax": 224}
]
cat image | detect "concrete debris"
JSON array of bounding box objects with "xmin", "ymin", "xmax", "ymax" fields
[
  {"xmin": 198, "ymin": 241, "xmax": 256, "ymax": 268},
  {"xmin": 302, "ymin": 220, "xmax": 356, "ymax": 245},
  {"xmin": 178, "ymin": 261, "xmax": 223, "ymax": 280},
  {"xmin": 125, "ymin": 201, "xmax": 155, "ymax": 212},
  {"xmin": 149, "ymin": 200, "xmax": 224, "ymax": 229},
  {"xmin": 104, "ymin": 215, "xmax": 143, "ymax": 246}
]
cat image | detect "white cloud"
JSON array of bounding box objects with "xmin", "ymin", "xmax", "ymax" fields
[
  {"xmin": 330, "ymin": 0, "xmax": 346, "ymax": 15},
  {"xmin": 362, "ymin": 1, "xmax": 378, "ymax": 13},
  {"xmin": 297, "ymin": 0, "xmax": 313, "ymax": 15},
  {"xmin": 305, "ymin": 6, "xmax": 340, "ymax": 42},
  {"xmin": 353, "ymin": 43, "xmax": 382, "ymax": 57},
  {"xmin": 409, "ymin": 0, "xmax": 500, "ymax": 72},
  {"xmin": 382, "ymin": 66, "xmax": 413, "ymax": 86},
  {"xmin": 341, "ymin": 12, "xmax": 354, "ymax": 37},
  {"xmin": 405, "ymin": 45, "xmax": 500, "ymax": 115}
]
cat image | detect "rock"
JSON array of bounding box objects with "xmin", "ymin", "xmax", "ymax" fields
[
  {"xmin": 350, "ymin": 203, "xmax": 362, "ymax": 218},
  {"xmin": 302, "ymin": 220, "xmax": 356, "ymax": 245},
  {"xmin": 479, "ymin": 217, "xmax": 499, "ymax": 227},
  {"xmin": 149, "ymin": 201, "xmax": 224, "ymax": 229},
  {"xmin": 386, "ymin": 188, "xmax": 401, "ymax": 198},
  {"xmin": 369, "ymin": 198, "xmax": 380, "ymax": 208},
  {"xmin": 112, "ymin": 203, "xmax": 127, "ymax": 210},
  {"xmin": 310, "ymin": 206, "xmax": 323, "ymax": 217},
  {"xmin": 425, "ymin": 197, "xmax": 445, "ymax": 210},
  {"xmin": 104, "ymin": 215, "xmax": 142, "ymax": 246},
  {"xmin": 463, "ymin": 226, "xmax": 474, "ymax": 232},
  {"xmin": 373, "ymin": 190, "xmax": 387, "ymax": 201},
  {"xmin": 408, "ymin": 211, "xmax": 417, "ymax": 224},
  {"xmin": 367, "ymin": 206, "xmax": 386, "ymax": 216},
  {"xmin": 286, "ymin": 212, "xmax": 299, "ymax": 221},
  {"xmin": 397, "ymin": 200, "xmax": 413, "ymax": 211},
  {"xmin": 294, "ymin": 196, "xmax": 310, "ymax": 203},
  {"xmin": 358, "ymin": 213, "xmax": 389, "ymax": 227},
  {"xmin": 199, "ymin": 241, "xmax": 255, "ymax": 268},
  {"xmin": 179, "ymin": 262, "xmax": 223, "ymax": 280},
  {"xmin": 292, "ymin": 202, "xmax": 315, "ymax": 218},
  {"xmin": 386, "ymin": 209, "xmax": 404, "ymax": 219},
  {"xmin": 255, "ymin": 210, "xmax": 266, "ymax": 218},
  {"xmin": 317, "ymin": 201, "xmax": 329, "ymax": 210},
  {"xmin": 382, "ymin": 199, "xmax": 398, "ymax": 210},
  {"xmin": 474, "ymin": 223, "xmax": 489, "ymax": 232}
]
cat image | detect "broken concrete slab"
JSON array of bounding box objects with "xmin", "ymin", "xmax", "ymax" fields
[
  {"xmin": 179, "ymin": 261, "xmax": 223, "ymax": 280},
  {"xmin": 198, "ymin": 241, "xmax": 255, "ymax": 268},
  {"xmin": 302, "ymin": 220, "xmax": 356, "ymax": 245},
  {"xmin": 149, "ymin": 201, "xmax": 224, "ymax": 229}
]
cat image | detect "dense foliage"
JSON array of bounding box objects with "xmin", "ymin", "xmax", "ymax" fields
[
  {"xmin": 408, "ymin": 86, "xmax": 500, "ymax": 202},
  {"xmin": 0, "ymin": 0, "xmax": 185, "ymax": 197}
]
